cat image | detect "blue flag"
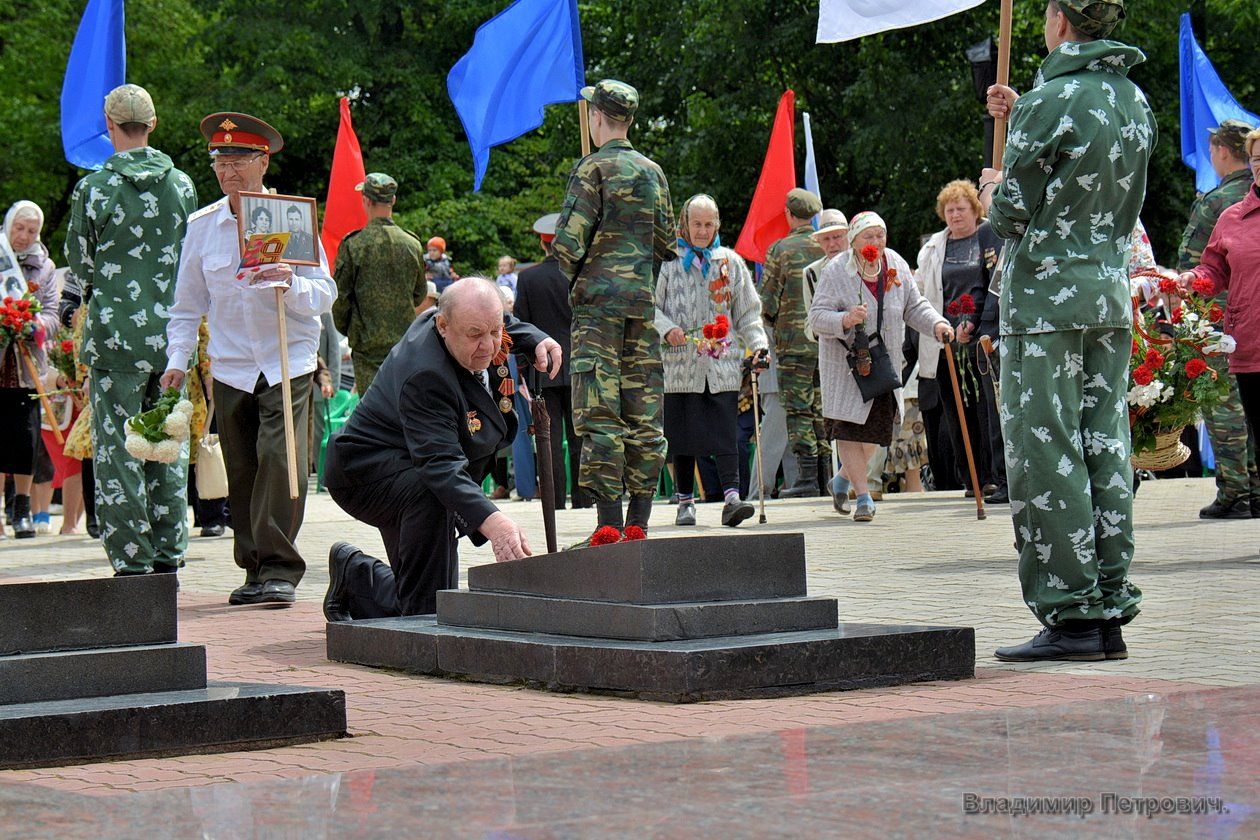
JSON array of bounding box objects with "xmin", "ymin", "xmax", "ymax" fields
[
  {"xmin": 1179, "ymin": 13, "xmax": 1259, "ymax": 194},
  {"xmin": 448, "ymin": 0, "xmax": 584, "ymax": 191},
  {"xmin": 61, "ymin": 0, "xmax": 126, "ymax": 170}
]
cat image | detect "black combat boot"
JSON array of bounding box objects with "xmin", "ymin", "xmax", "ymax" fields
[
  {"xmin": 1101, "ymin": 619, "xmax": 1128, "ymax": 660},
  {"xmin": 596, "ymin": 499, "xmax": 624, "ymax": 530},
  {"xmin": 12, "ymin": 494, "xmax": 35, "ymax": 539},
  {"xmin": 817, "ymin": 454, "xmax": 834, "ymax": 498},
  {"xmin": 625, "ymin": 496, "xmax": 653, "ymax": 532},
  {"xmin": 778, "ymin": 454, "xmax": 819, "ymax": 499}
]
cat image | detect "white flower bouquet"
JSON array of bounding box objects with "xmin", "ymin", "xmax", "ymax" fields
[{"xmin": 124, "ymin": 388, "xmax": 194, "ymax": 464}]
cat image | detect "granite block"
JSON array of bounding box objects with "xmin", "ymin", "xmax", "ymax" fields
[
  {"xmin": 0, "ymin": 576, "xmax": 177, "ymax": 656},
  {"xmin": 466, "ymin": 533, "xmax": 806, "ymax": 604},
  {"xmin": 326, "ymin": 618, "xmax": 975, "ymax": 702},
  {"xmin": 437, "ymin": 590, "xmax": 839, "ymax": 641},
  {"xmin": 0, "ymin": 682, "xmax": 347, "ymax": 769},
  {"xmin": 0, "ymin": 643, "xmax": 206, "ymax": 705},
  {"xmin": 326, "ymin": 618, "xmax": 438, "ymax": 673}
]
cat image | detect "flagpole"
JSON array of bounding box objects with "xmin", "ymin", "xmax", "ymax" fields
[
  {"xmin": 991, "ymin": 0, "xmax": 1013, "ymax": 168},
  {"xmin": 578, "ymin": 100, "xmax": 591, "ymax": 156}
]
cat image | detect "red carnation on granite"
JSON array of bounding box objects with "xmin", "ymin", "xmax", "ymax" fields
[
  {"xmin": 590, "ymin": 526, "xmax": 622, "ymax": 546},
  {"xmin": 1132, "ymin": 365, "xmax": 1153, "ymax": 386},
  {"xmin": 621, "ymin": 525, "xmax": 647, "ymax": 542},
  {"xmin": 1185, "ymin": 358, "xmax": 1208, "ymax": 379},
  {"xmin": 860, "ymin": 245, "xmax": 881, "ymax": 263}
]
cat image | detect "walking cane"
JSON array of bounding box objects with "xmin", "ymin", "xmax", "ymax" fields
[
  {"xmin": 750, "ymin": 366, "xmax": 767, "ymax": 524},
  {"xmin": 527, "ymin": 366, "xmax": 558, "ymax": 554},
  {"xmin": 944, "ymin": 341, "xmax": 986, "ymax": 520},
  {"xmin": 275, "ymin": 288, "xmax": 300, "ymax": 500}
]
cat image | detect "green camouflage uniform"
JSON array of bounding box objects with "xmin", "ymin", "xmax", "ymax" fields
[
  {"xmin": 65, "ymin": 147, "xmax": 198, "ymax": 574},
  {"xmin": 553, "ymin": 116, "xmax": 676, "ymax": 503},
  {"xmin": 332, "ymin": 218, "xmax": 426, "ymax": 393},
  {"xmin": 989, "ymin": 39, "xmax": 1154, "ymax": 628},
  {"xmin": 1177, "ymin": 166, "xmax": 1258, "ymax": 509},
  {"xmin": 761, "ymin": 223, "xmax": 827, "ymax": 457}
]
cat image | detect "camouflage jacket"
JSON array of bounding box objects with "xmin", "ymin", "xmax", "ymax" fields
[
  {"xmin": 332, "ymin": 217, "xmax": 427, "ymax": 358},
  {"xmin": 65, "ymin": 147, "xmax": 198, "ymax": 372},
  {"xmin": 552, "ymin": 138, "xmax": 676, "ymax": 321},
  {"xmin": 760, "ymin": 223, "xmax": 824, "ymax": 355},
  {"xmin": 988, "ymin": 40, "xmax": 1156, "ymax": 335},
  {"xmin": 1176, "ymin": 167, "xmax": 1252, "ymax": 275}
]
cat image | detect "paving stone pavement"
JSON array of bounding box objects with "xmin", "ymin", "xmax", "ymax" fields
[{"xmin": 0, "ymin": 476, "xmax": 1256, "ymax": 796}]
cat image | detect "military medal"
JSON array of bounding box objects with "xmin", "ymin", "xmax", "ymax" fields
[
  {"xmin": 466, "ymin": 411, "xmax": 481, "ymax": 434},
  {"xmin": 492, "ymin": 332, "xmax": 515, "ymax": 413}
]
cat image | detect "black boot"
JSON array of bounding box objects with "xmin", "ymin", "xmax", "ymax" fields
[
  {"xmin": 12, "ymin": 494, "xmax": 35, "ymax": 539},
  {"xmin": 626, "ymin": 496, "xmax": 653, "ymax": 532},
  {"xmin": 1199, "ymin": 498, "xmax": 1251, "ymax": 519},
  {"xmin": 817, "ymin": 454, "xmax": 834, "ymax": 498},
  {"xmin": 1101, "ymin": 619, "xmax": 1128, "ymax": 660},
  {"xmin": 596, "ymin": 499, "xmax": 624, "ymax": 530},
  {"xmin": 778, "ymin": 454, "xmax": 819, "ymax": 499}
]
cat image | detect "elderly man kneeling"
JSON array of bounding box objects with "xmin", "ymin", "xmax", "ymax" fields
[{"xmin": 322, "ymin": 278, "xmax": 561, "ymax": 621}]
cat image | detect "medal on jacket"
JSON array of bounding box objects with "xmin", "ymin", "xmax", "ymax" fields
[
  {"xmin": 467, "ymin": 411, "xmax": 482, "ymax": 434},
  {"xmin": 493, "ymin": 332, "xmax": 515, "ymax": 413}
]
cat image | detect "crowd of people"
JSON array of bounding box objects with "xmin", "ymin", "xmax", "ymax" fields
[{"xmin": 4, "ymin": 0, "xmax": 1259, "ymax": 666}]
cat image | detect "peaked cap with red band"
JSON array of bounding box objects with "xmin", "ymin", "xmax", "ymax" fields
[{"xmin": 199, "ymin": 112, "xmax": 285, "ymax": 155}]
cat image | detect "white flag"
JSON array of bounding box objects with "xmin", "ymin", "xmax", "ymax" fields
[{"xmin": 817, "ymin": 0, "xmax": 987, "ymax": 44}]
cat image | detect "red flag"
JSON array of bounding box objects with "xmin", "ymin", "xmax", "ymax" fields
[
  {"xmin": 734, "ymin": 90, "xmax": 796, "ymax": 265},
  {"xmin": 320, "ymin": 97, "xmax": 368, "ymax": 270}
]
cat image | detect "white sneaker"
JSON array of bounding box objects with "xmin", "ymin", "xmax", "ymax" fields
[{"xmin": 35, "ymin": 519, "xmax": 52, "ymax": 535}]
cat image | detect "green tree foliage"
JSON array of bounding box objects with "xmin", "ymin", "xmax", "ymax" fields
[{"xmin": 2, "ymin": 0, "xmax": 1257, "ymax": 273}]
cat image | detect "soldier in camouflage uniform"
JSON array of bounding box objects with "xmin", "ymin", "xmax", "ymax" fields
[
  {"xmin": 761, "ymin": 188, "xmax": 827, "ymax": 498},
  {"xmin": 1176, "ymin": 119, "xmax": 1258, "ymax": 519},
  {"xmin": 981, "ymin": 0, "xmax": 1150, "ymax": 662},
  {"xmin": 552, "ymin": 79, "xmax": 676, "ymax": 536},
  {"xmin": 332, "ymin": 172, "xmax": 427, "ymax": 395},
  {"xmin": 64, "ymin": 85, "xmax": 198, "ymax": 576}
]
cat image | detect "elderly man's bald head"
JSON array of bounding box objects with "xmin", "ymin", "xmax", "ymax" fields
[{"xmin": 436, "ymin": 277, "xmax": 507, "ymax": 372}]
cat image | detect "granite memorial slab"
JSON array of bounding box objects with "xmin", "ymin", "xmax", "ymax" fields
[
  {"xmin": 0, "ymin": 576, "xmax": 177, "ymax": 656},
  {"xmin": 0, "ymin": 643, "xmax": 206, "ymax": 705}
]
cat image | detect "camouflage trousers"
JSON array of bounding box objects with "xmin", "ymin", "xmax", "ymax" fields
[
  {"xmin": 1204, "ymin": 354, "xmax": 1259, "ymax": 504},
  {"xmin": 89, "ymin": 368, "xmax": 189, "ymax": 574},
  {"xmin": 353, "ymin": 352, "xmax": 386, "ymax": 396},
  {"xmin": 776, "ymin": 350, "xmax": 828, "ymax": 457},
  {"xmin": 571, "ymin": 315, "xmax": 665, "ymax": 502},
  {"xmin": 999, "ymin": 328, "xmax": 1141, "ymax": 628}
]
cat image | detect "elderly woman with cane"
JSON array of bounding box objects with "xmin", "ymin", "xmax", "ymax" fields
[
  {"xmin": 655, "ymin": 194, "xmax": 768, "ymax": 527},
  {"xmin": 808, "ymin": 212, "xmax": 953, "ymax": 521}
]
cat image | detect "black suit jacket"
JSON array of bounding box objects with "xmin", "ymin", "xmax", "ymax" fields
[
  {"xmin": 513, "ymin": 255, "xmax": 571, "ymax": 384},
  {"xmin": 324, "ymin": 309, "xmax": 548, "ymax": 543}
]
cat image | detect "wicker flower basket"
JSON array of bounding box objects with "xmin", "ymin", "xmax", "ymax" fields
[{"xmin": 1131, "ymin": 426, "xmax": 1189, "ymax": 472}]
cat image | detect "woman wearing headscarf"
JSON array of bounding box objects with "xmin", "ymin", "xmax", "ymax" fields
[
  {"xmin": 654, "ymin": 194, "xmax": 768, "ymax": 527},
  {"xmin": 809, "ymin": 212, "xmax": 953, "ymax": 521},
  {"xmin": 0, "ymin": 201, "xmax": 60, "ymax": 539}
]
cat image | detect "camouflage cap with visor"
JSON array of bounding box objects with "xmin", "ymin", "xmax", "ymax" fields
[
  {"xmin": 581, "ymin": 80, "xmax": 638, "ymax": 122},
  {"xmin": 104, "ymin": 84, "xmax": 156, "ymax": 126},
  {"xmin": 1209, "ymin": 119, "xmax": 1255, "ymax": 157},
  {"xmin": 1055, "ymin": 0, "xmax": 1125, "ymax": 39},
  {"xmin": 357, "ymin": 172, "xmax": 398, "ymax": 202},
  {"xmin": 785, "ymin": 188, "xmax": 823, "ymax": 219}
]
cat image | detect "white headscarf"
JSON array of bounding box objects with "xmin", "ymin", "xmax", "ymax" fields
[
  {"xmin": 846, "ymin": 211, "xmax": 886, "ymax": 245},
  {"xmin": 4, "ymin": 201, "xmax": 44, "ymax": 258}
]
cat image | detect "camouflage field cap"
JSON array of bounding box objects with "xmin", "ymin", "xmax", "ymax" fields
[
  {"xmin": 104, "ymin": 84, "xmax": 156, "ymax": 126},
  {"xmin": 785, "ymin": 188, "xmax": 823, "ymax": 219},
  {"xmin": 1055, "ymin": 0, "xmax": 1125, "ymax": 39},
  {"xmin": 199, "ymin": 112, "xmax": 284, "ymax": 155},
  {"xmin": 356, "ymin": 172, "xmax": 398, "ymax": 202},
  {"xmin": 1209, "ymin": 119, "xmax": 1255, "ymax": 157},
  {"xmin": 581, "ymin": 80, "xmax": 638, "ymax": 122}
]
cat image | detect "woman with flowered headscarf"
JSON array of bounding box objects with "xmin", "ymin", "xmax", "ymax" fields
[
  {"xmin": 1, "ymin": 200, "xmax": 61, "ymax": 539},
  {"xmin": 809, "ymin": 211, "xmax": 953, "ymax": 522},
  {"xmin": 654, "ymin": 194, "xmax": 768, "ymax": 528}
]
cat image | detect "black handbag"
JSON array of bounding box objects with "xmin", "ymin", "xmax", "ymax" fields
[{"xmin": 839, "ymin": 275, "xmax": 901, "ymax": 403}]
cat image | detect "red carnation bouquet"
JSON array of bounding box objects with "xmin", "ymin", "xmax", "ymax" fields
[
  {"xmin": 692, "ymin": 313, "xmax": 732, "ymax": 359},
  {"xmin": 0, "ymin": 291, "xmax": 45, "ymax": 350},
  {"xmin": 46, "ymin": 329, "xmax": 79, "ymax": 384},
  {"xmin": 1128, "ymin": 269, "xmax": 1233, "ymax": 460},
  {"xmin": 943, "ymin": 293, "xmax": 980, "ymax": 403}
]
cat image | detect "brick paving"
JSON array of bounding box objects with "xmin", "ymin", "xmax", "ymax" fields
[{"xmin": 1, "ymin": 476, "xmax": 1256, "ymax": 795}]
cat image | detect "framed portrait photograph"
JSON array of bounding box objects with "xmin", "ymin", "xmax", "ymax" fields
[
  {"xmin": 236, "ymin": 191, "xmax": 320, "ymax": 267},
  {"xmin": 0, "ymin": 236, "xmax": 26, "ymax": 299}
]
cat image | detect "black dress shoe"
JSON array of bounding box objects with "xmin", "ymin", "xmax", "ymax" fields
[
  {"xmin": 200, "ymin": 524, "xmax": 226, "ymax": 538},
  {"xmin": 720, "ymin": 498, "xmax": 755, "ymax": 527},
  {"xmin": 1199, "ymin": 498, "xmax": 1252, "ymax": 519},
  {"xmin": 257, "ymin": 579, "xmax": 296, "ymax": 606},
  {"xmin": 324, "ymin": 542, "xmax": 357, "ymax": 622},
  {"xmin": 994, "ymin": 624, "xmax": 1105, "ymax": 662},
  {"xmin": 985, "ymin": 485, "xmax": 1010, "ymax": 504},
  {"xmin": 228, "ymin": 581, "xmax": 264, "ymax": 605},
  {"xmin": 1101, "ymin": 619, "xmax": 1128, "ymax": 660},
  {"xmin": 12, "ymin": 515, "xmax": 36, "ymax": 538}
]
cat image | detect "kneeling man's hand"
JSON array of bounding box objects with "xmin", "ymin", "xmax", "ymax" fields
[
  {"xmin": 535, "ymin": 338, "xmax": 563, "ymax": 379},
  {"xmin": 480, "ymin": 511, "xmax": 533, "ymax": 562}
]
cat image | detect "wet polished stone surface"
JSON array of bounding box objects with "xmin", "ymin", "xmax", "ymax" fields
[
  {"xmin": 2, "ymin": 685, "xmax": 1256, "ymax": 838},
  {"xmin": 0, "ymin": 576, "xmax": 177, "ymax": 656},
  {"xmin": 0, "ymin": 683, "xmax": 347, "ymax": 770},
  {"xmin": 329, "ymin": 618, "xmax": 974, "ymax": 701}
]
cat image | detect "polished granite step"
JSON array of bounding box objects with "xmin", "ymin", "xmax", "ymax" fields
[
  {"xmin": 0, "ymin": 576, "xmax": 177, "ymax": 656},
  {"xmin": 436, "ymin": 590, "xmax": 839, "ymax": 641},
  {"xmin": 466, "ymin": 533, "xmax": 806, "ymax": 604},
  {"xmin": 0, "ymin": 682, "xmax": 348, "ymax": 770},
  {"xmin": 327, "ymin": 618, "xmax": 974, "ymax": 702},
  {"xmin": 0, "ymin": 643, "xmax": 206, "ymax": 705}
]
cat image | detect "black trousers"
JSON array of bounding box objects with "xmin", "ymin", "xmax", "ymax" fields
[
  {"xmin": 328, "ymin": 469, "xmax": 458, "ymax": 618},
  {"xmin": 975, "ymin": 345, "xmax": 1008, "ymax": 490},
  {"xmin": 936, "ymin": 348, "xmax": 995, "ymax": 490},
  {"xmin": 540, "ymin": 386, "xmax": 581, "ymax": 508},
  {"xmin": 1238, "ymin": 373, "xmax": 1260, "ymax": 443},
  {"xmin": 675, "ymin": 454, "xmax": 739, "ymax": 498}
]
